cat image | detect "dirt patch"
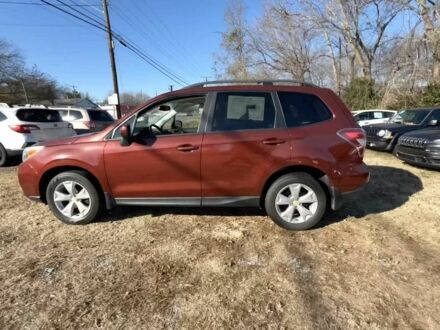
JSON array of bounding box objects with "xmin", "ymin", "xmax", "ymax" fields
[{"xmin": 0, "ymin": 150, "xmax": 439, "ymax": 329}]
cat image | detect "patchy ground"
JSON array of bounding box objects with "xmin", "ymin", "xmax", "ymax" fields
[{"xmin": 0, "ymin": 150, "xmax": 439, "ymax": 329}]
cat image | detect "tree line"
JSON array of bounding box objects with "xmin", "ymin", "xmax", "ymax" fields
[
  {"xmin": 0, "ymin": 39, "xmax": 150, "ymax": 107},
  {"xmin": 215, "ymin": 0, "xmax": 440, "ymax": 110}
]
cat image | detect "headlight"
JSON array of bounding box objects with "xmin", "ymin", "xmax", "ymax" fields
[
  {"xmin": 22, "ymin": 146, "xmax": 44, "ymax": 162},
  {"xmin": 377, "ymin": 129, "xmax": 393, "ymax": 139}
]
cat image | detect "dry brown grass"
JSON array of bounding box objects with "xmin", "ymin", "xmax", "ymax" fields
[{"xmin": 0, "ymin": 150, "xmax": 439, "ymax": 329}]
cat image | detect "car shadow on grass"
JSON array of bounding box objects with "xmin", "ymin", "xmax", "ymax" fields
[
  {"xmin": 99, "ymin": 165, "xmax": 423, "ymax": 228},
  {"xmin": 319, "ymin": 165, "xmax": 423, "ymax": 227}
]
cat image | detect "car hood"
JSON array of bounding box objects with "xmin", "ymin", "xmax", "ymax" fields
[
  {"xmin": 401, "ymin": 127, "xmax": 440, "ymax": 142},
  {"xmin": 364, "ymin": 122, "xmax": 423, "ymax": 133},
  {"xmin": 38, "ymin": 131, "xmax": 104, "ymax": 147}
]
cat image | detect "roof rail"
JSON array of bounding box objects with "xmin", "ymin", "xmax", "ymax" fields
[{"xmin": 184, "ymin": 79, "xmax": 318, "ymax": 89}]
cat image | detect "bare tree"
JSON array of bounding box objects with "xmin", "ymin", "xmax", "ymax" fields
[
  {"xmin": 216, "ymin": 0, "xmax": 252, "ymax": 79},
  {"xmin": 250, "ymin": 2, "xmax": 323, "ymax": 81},
  {"xmin": 415, "ymin": 0, "xmax": 440, "ymax": 83},
  {"xmin": 301, "ymin": 0, "xmax": 410, "ymax": 81}
]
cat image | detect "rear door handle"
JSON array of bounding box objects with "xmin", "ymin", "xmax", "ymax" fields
[
  {"xmin": 262, "ymin": 138, "xmax": 286, "ymax": 146},
  {"xmin": 176, "ymin": 144, "xmax": 199, "ymax": 152}
]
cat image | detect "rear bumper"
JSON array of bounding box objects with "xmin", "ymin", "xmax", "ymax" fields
[
  {"xmin": 395, "ymin": 146, "xmax": 440, "ymax": 170},
  {"xmin": 321, "ymin": 162, "xmax": 370, "ymax": 210}
]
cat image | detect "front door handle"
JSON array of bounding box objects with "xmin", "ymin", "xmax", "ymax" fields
[
  {"xmin": 262, "ymin": 138, "xmax": 286, "ymax": 146},
  {"xmin": 176, "ymin": 144, "xmax": 199, "ymax": 152}
]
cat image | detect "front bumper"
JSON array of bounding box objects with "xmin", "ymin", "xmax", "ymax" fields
[
  {"xmin": 17, "ymin": 159, "xmax": 41, "ymax": 200},
  {"xmin": 366, "ymin": 136, "xmax": 395, "ymax": 151},
  {"xmin": 395, "ymin": 145, "xmax": 440, "ymax": 170}
]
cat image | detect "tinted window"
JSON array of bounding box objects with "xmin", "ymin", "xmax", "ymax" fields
[
  {"xmin": 383, "ymin": 111, "xmax": 394, "ymax": 118},
  {"xmin": 70, "ymin": 110, "xmax": 83, "ymax": 120},
  {"xmin": 88, "ymin": 110, "xmax": 114, "ymax": 122},
  {"xmin": 0, "ymin": 111, "xmax": 6, "ymax": 122},
  {"xmin": 211, "ymin": 92, "xmax": 275, "ymax": 132},
  {"xmin": 428, "ymin": 110, "xmax": 440, "ymax": 121},
  {"xmin": 278, "ymin": 92, "xmax": 332, "ymax": 127},
  {"xmin": 390, "ymin": 109, "xmax": 430, "ymax": 125},
  {"xmin": 16, "ymin": 109, "xmax": 62, "ymax": 122},
  {"xmin": 354, "ymin": 112, "xmax": 369, "ymax": 121}
]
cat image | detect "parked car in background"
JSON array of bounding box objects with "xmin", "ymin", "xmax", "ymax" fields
[
  {"xmin": 352, "ymin": 109, "xmax": 396, "ymax": 126},
  {"xmin": 0, "ymin": 107, "xmax": 76, "ymax": 166},
  {"xmin": 18, "ymin": 80, "xmax": 369, "ymax": 231},
  {"xmin": 364, "ymin": 107, "xmax": 440, "ymax": 151},
  {"xmin": 50, "ymin": 107, "xmax": 115, "ymax": 134},
  {"xmin": 394, "ymin": 125, "xmax": 440, "ymax": 170}
]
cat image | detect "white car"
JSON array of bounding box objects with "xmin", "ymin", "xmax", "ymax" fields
[
  {"xmin": 352, "ymin": 109, "xmax": 397, "ymax": 126},
  {"xmin": 0, "ymin": 107, "xmax": 76, "ymax": 166},
  {"xmin": 50, "ymin": 107, "xmax": 115, "ymax": 133}
]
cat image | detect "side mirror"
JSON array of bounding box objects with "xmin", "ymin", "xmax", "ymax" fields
[
  {"xmin": 120, "ymin": 125, "xmax": 132, "ymax": 146},
  {"xmin": 428, "ymin": 119, "xmax": 439, "ymax": 126}
]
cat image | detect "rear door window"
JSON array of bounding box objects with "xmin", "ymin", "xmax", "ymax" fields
[
  {"xmin": 87, "ymin": 110, "xmax": 114, "ymax": 122},
  {"xmin": 70, "ymin": 110, "xmax": 83, "ymax": 120},
  {"xmin": 210, "ymin": 92, "xmax": 276, "ymax": 132},
  {"xmin": 16, "ymin": 109, "xmax": 62, "ymax": 122},
  {"xmin": 278, "ymin": 92, "xmax": 332, "ymax": 127}
]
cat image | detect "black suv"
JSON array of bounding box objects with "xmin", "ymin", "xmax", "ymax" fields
[
  {"xmin": 394, "ymin": 126, "xmax": 440, "ymax": 170},
  {"xmin": 364, "ymin": 107, "xmax": 440, "ymax": 151}
]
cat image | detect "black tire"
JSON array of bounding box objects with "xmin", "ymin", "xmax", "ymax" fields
[
  {"xmin": 264, "ymin": 173, "xmax": 327, "ymax": 230},
  {"xmin": 0, "ymin": 143, "xmax": 9, "ymax": 167},
  {"xmin": 46, "ymin": 171, "xmax": 101, "ymax": 225}
]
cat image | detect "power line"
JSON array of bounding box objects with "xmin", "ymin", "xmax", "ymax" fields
[
  {"xmin": 119, "ymin": 1, "xmax": 200, "ymax": 79},
  {"xmin": 0, "ymin": 0, "xmax": 96, "ymax": 5},
  {"xmin": 39, "ymin": 0, "xmax": 188, "ymax": 86},
  {"xmin": 54, "ymin": 0, "xmax": 188, "ymax": 85}
]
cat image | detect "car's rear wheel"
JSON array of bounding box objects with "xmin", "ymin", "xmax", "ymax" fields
[
  {"xmin": 0, "ymin": 143, "xmax": 9, "ymax": 167},
  {"xmin": 46, "ymin": 171, "xmax": 101, "ymax": 225},
  {"xmin": 265, "ymin": 173, "xmax": 326, "ymax": 230}
]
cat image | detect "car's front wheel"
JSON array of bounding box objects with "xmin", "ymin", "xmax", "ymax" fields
[
  {"xmin": 265, "ymin": 173, "xmax": 327, "ymax": 230},
  {"xmin": 46, "ymin": 171, "xmax": 101, "ymax": 225}
]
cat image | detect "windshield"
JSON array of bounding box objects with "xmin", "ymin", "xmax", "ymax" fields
[
  {"xmin": 389, "ymin": 110, "xmax": 430, "ymax": 125},
  {"xmin": 16, "ymin": 109, "xmax": 62, "ymax": 122}
]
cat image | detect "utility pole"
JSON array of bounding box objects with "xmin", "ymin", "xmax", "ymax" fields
[
  {"xmin": 102, "ymin": 0, "xmax": 121, "ymax": 119},
  {"xmin": 169, "ymin": 85, "xmax": 173, "ymax": 92}
]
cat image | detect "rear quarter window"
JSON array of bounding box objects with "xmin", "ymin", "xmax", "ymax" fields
[
  {"xmin": 16, "ymin": 109, "xmax": 62, "ymax": 122},
  {"xmin": 70, "ymin": 110, "xmax": 84, "ymax": 120},
  {"xmin": 0, "ymin": 111, "xmax": 6, "ymax": 122},
  {"xmin": 87, "ymin": 110, "xmax": 114, "ymax": 122},
  {"xmin": 278, "ymin": 92, "xmax": 333, "ymax": 127}
]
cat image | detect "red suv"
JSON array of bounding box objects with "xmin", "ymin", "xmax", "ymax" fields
[{"xmin": 18, "ymin": 80, "xmax": 369, "ymax": 230}]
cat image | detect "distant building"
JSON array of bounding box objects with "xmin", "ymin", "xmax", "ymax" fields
[{"xmin": 53, "ymin": 98, "xmax": 100, "ymax": 109}]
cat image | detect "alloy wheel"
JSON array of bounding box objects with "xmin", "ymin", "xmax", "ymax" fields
[
  {"xmin": 274, "ymin": 183, "xmax": 318, "ymax": 223},
  {"xmin": 53, "ymin": 181, "xmax": 92, "ymax": 221}
]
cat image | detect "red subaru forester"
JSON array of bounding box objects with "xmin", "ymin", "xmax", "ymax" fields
[{"xmin": 18, "ymin": 80, "xmax": 369, "ymax": 230}]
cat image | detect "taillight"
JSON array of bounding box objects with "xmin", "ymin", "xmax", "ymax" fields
[
  {"xmin": 337, "ymin": 128, "xmax": 366, "ymax": 157},
  {"xmin": 84, "ymin": 121, "xmax": 96, "ymax": 129},
  {"xmin": 9, "ymin": 124, "xmax": 40, "ymax": 134}
]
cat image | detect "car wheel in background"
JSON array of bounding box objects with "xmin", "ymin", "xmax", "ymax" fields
[
  {"xmin": 46, "ymin": 171, "xmax": 101, "ymax": 225},
  {"xmin": 0, "ymin": 143, "xmax": 9, "ymax": 167},
  {"xmin": 265, "ymin": 173, "xmax": 327, "ymax": 230}
]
